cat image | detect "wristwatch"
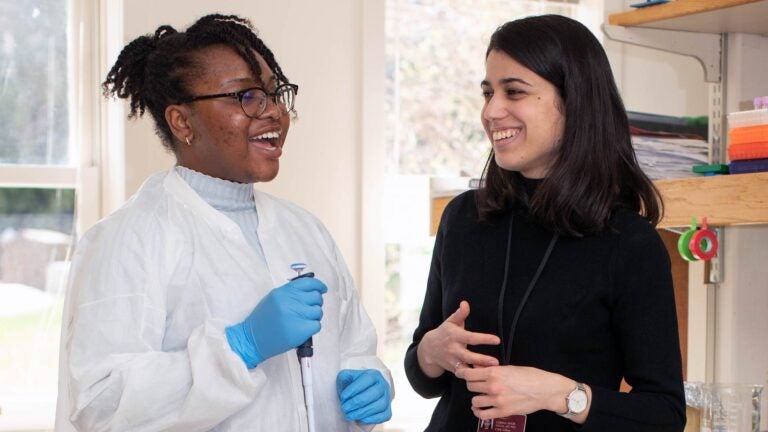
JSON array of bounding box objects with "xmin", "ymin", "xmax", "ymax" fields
[{"xmin": 560, "ymin": 382, "xmax": 588, "ymax": 418}]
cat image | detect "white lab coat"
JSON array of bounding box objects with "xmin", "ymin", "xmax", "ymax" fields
[{"xmin": 55, "ymin": 169, "xmax": 392, "ymax": 432}]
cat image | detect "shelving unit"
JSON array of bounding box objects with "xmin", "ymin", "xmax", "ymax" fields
[
  {"xmin": 606, "ymin": 0, "xmax": 768, "ymax": 230},
  {"xmin": 607, "ymin": 0, "xmax": 768, "ymax": 410}
]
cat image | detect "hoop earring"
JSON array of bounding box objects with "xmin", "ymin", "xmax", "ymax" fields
[{"xmin": 185, "ymin": 136, "xmax": 192, "ymax": 146}]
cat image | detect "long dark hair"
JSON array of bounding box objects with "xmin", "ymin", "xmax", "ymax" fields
[
  {"xmin": 102, "ymin": 14, "xmax": 290, "ymax": 150},
  {"xmin": 477, "ymin": 15, "xmax": 661, "ymax": 236}
]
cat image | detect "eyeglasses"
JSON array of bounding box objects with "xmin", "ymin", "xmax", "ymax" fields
[{"xmin": 179, "ymin": 83, "xmax": 298, "ymax": 118}]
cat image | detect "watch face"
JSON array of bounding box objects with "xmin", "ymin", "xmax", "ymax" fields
[{"xmin": 568, "ymin": 390, "xmax": 588, "ymax": 413}]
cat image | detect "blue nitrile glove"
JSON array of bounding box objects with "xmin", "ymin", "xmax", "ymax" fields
[
  {"xmin": 225, "ymin": 277, "xmax": 327, "ymax": 368},
  {"xmin": 336, "ymin": 369, "xmax": 392, "ymax": 424}
]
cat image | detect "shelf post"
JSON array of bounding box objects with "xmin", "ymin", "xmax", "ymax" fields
[{"xmin": 703, "ymin": 228, "xmax": 724, "ymax": 284}]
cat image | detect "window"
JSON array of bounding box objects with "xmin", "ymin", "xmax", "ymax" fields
[
  {"xmin": 0, "ymin": 1, "xmax": 98, "ymax": 429},
  {"xmin": 0, "ymin": 189, "xmax": 73, "ymax": 430},
  {"xmin": 381, "ymin": 2, "xmax": 601, "ymax": 430}
]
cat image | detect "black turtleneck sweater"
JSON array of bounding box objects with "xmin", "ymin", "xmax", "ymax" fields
[{"xmin": 404, "ymin": 182, "xmax": 685, "ymax": 432}]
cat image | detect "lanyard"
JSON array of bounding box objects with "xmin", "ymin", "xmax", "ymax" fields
[{"xmin": 497, "ymin": 214, "xmax": 559, "ymax": 365}]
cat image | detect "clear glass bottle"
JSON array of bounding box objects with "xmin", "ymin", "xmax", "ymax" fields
[{"xmin": 700, "ymin": 384, "xmax": 763, "ymax": 432}]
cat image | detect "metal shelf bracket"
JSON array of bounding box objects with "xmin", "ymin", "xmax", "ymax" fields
[
  {"xmin": 602, "ymin": 24, "xmax": 722, "ymax": 83},
  {"xmin": 704, "ymin": 227, "xmax": 724, "ymax": 284}
]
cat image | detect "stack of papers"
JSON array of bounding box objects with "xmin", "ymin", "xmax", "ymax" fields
[{"xmin": 632, "ymin": 136, "xmax": 709, "ymax": 180}]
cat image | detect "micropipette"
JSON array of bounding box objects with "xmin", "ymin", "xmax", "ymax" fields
[{"xmin": 290, "ymin": 262, "xmax": 316, "ymax": 432}]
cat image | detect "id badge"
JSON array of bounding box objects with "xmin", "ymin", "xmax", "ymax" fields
[{"xmin": 476, "ymin": 415, "xmax": 527, "ymax": 431}]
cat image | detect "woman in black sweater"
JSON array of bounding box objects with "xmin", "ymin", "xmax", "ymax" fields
[{"xmin": 404, "ymin": 15, "xmax": 685, "ymax": 432}]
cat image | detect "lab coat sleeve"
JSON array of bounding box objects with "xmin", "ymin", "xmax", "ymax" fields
[
  {"xmin": 325, "ymin": 231, "xmax": 394, "ymax": 431},
  {"xmin": 61, "ymin": 217, "xmax": 266, "ymax": 432}
]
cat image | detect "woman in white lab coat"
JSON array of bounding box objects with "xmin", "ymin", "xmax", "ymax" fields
[{"xmin": 55, "ymin": 14, "xmax": 392, "ymax": 432}]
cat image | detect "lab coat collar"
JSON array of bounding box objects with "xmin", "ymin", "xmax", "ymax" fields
[
  {"xmin": 162, "ymin": 169, "xmax": 290, "ymax": 286},
  {"xmin": 163, "ymin": 169, "xmax": 279, "ymax": 234}
]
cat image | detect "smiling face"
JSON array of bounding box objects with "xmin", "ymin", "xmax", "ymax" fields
[
  {"xmin": 171, "ymin": 44, "xmax": 290, "ymax": 183},
  {"xmin": 481, "ymin": 50, "xmax": 565, "ymax": 179}
]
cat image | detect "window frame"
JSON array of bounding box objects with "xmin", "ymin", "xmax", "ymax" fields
[
  {"xmin": 0, "ymin": 0, "xmax": 108, "ymax": 236},
  {"xmin": 0, "ymin": 1, "xmax": 102, "ymax": 426}
]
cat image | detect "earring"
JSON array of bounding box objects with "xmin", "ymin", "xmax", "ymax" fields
[{"xmin": 185, "ymin": 136, "xmax": 192, "ymax": 146}]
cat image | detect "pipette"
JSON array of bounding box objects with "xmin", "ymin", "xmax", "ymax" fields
[{"xmin": 290, "ymin": 262, "xmax": 316, "ymax": 432}]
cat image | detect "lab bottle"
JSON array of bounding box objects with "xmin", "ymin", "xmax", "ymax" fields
[
  {"xmin": 684, "ymin": 381, "xmax": 704, "ymax": 432},
  {"xmin": 700, "ymin": 384, "xmax": 763, "ymax": 432}
]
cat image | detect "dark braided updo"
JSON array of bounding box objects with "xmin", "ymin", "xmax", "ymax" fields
[{"xmin": 102, "ymin": 14, "xmax": 290, "ymax": 151}]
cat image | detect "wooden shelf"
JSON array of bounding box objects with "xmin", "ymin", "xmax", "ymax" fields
[
  {"xmin": 429, "ymin": 172, "xmax": 768, "ymax": 234},
  {"xmin": 608, "ymin": 0, "xmax": 768, "ymax": 35},
  {"xmin": 656, "ymin": 172, "xmax": 768, "ymax": 228}
]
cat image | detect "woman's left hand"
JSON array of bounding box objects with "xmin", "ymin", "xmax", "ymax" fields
[
  {"xmin": 336, "ymin": 369, "xmax": 392, "ymax": 424},
  {"xmin": 455, "ymin": 365, "xmax": 573, "ymax": 420}
]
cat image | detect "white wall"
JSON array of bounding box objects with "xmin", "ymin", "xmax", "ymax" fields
[{"xmin": 603, "ymin": 0, "xmax": 709, "ymax": 117}]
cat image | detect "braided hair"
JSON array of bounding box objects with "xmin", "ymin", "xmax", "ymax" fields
[{"xmin": 102, "ymin": 14, "xmax": 290, "ymax": 150}]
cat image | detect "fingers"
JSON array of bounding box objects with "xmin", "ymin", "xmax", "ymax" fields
[
  {"xmin": 294, "ymin": 303, "xmax": 323, "ymax": 321},
  {"xmin": 466, "ymin": 351, "xmax": 500, "ymax": 367},
  {"xmin": 471, "ymin": 395, "xmax": 504, "ymax": 421},
  {"xmin": 288, "ymin": 277, "xmax": 328, "ymax": 294},
  {"xmin": 455, "ymin": 364, "xmax": 491, "ymax": 381},
  {"xmin": 445, "ymin": 300, "xmax": 470, "ymax": 325},
  {"xmin": 465, "ymin": 379, "xmax": 491, "ymax": 394},
  {"xmin": 453, "ymin": 353, "xmax": 499, "ymax": 373},
  {"xmin": 420, "ymin": 301, "xmax": 501, "ymax": 376},
  {"xmin": 346, "ymin": 395, "xmax": 391, "ymax": 424},
  {"xmin": 472, "ymin": 406, "xmax": 503, "ymax": 421},
  {"xmin": 306, "ymin": 321, "xmax": 321, "ymax": 337},
  {"xmin": 337, "ymin": 369, "xmax": 392, "ymax": 424},
  {"xmin": 342, "ymin": 383, "xmax": 387, "ymax": 416},
  {"xmin": 336, "ymin": 369, "xmax": 360, "ymax": 394},
  {"xmin": 462, "ymin": 330, "xmax": 501, "ymax": 347},
  {"xmin": 356, "ymin": 409, "xmax": 392, "ymax": 425},
  {"xmin": 338, "ymin": 369, "xmax": 379, "ymax": 403},
  {"xmin": 455, "ymin": 361, "xmax": 497, "ymax": 383},
  {"xmin": 281, "ymin": 319, "xmax": 320, "ymax": 347},
  {"xmin": 300, "ymin": 290, "xmax": 324, "ymax": 306},
  {"xmin": 285, "ymin": 285, "xmax": 324, "ymax": 314},
  {"xmin": 443, "ymin": 301, "xmax": 500, "ymax": 347},
  {"xmin": 471, "ymin": 394, "xmax": 495, "ymax": 409}
]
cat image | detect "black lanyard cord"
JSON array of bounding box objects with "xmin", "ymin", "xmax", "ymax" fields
[
  {"xmin": 496, "ymin": 214, "xmax": 515, "ymax": 363},
  {"xmin": 497, "ymin": 213, "xmax": 559, "ymax": 365}
]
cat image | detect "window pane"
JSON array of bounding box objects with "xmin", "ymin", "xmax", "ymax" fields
[
  {"xmin": 0, "ymin": 187, "xmax": 74, "ymax": 430},
  {"xmin": 0, "ymin": 1, "xmax": 71, "ymax": 166},
  {"xmin": 385, "ymin": 0, "xmax": 579, "ymax": 177}
]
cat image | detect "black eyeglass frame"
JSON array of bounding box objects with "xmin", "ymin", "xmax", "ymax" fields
[{"xmin": 177, "ymin": 83, "xmax": 299, "ymax": 118}]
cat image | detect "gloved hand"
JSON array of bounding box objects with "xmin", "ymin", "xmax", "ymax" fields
[
  {"xmin": 225, "ymin": 277, "xmax": 327, "ymax": 368},
  {"xmin": 336, "ymin": 369, "xmax": 392, "ymax": 424}
]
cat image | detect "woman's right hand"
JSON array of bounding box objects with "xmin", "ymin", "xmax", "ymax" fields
[
  {"xmin": 416, "ymin": 300, "xmax": 501, "ymax": 378},
  {"xmin": 225, "ymin": 277, "xmax": 327, "ymax": 368}
]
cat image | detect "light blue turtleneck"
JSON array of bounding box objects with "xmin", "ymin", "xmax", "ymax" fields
[{"xmin": 175, "ymin": 165, "xmax": 266, "ymax": 263}]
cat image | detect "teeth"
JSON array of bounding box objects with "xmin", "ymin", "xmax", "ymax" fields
[
  {"xmin": 493, "ymin": 128, "xmax": 520, "ymax": 141},
  {"xmin": 251, "ymin": 130, "xmax": 281, "ymax": 140}
]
